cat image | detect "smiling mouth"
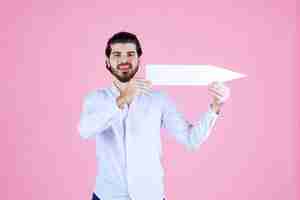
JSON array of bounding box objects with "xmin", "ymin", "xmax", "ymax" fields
[{"xmin": 118, "ymin": 64, "xmax": 131, "ymax": 71}]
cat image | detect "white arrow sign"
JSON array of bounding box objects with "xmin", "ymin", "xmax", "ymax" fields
[{"xmin": 145, "ymin": 64, "xmax": 246, "ymax": 85}]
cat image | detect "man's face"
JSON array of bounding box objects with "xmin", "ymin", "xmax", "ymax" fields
[{"xmin": 106, "ymin": 42, "xmax": 140, "ymax": 83}]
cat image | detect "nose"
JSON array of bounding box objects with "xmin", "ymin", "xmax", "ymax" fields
[{"xmin": 120, "ymin": 55, "xmax": 128, "ymax": 63}]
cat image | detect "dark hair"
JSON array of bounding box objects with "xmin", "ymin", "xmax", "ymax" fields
[{"xmin": 105, "ymin": 31, "xmax": 143, "ymax": 58}]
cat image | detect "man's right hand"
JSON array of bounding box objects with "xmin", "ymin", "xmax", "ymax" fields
[{"xmin": 116, "ymin": 78, "xmax": 152, "ymax": 109}]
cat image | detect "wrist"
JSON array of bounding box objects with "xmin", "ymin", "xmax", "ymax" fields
[
  {"xmin": 210, "ymin": 102, "xmax": 222, "ymax": 115},
  {"xmin": 116, "ymin": 95, "xmax": 127, "ymax": 109}
]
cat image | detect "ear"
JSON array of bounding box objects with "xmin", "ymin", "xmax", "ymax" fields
[
  {"xmin": 105, "ymin": 58, "xmax": 110, "ymax": 69},
  {"xmin": 105, "ymin": 57, "xmax": 109, "ymax": 64}
]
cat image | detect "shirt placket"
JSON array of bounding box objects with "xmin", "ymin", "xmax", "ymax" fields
[
  {"xmin": 120, "ymin": 104, "xmax": 129, "ymax": 193},
  {"xmin": 124, "ymin": 98, "xmax": 139, "ymax": 199}
]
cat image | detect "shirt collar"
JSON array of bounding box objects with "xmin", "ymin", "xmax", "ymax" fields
[
  {"xmin": 109, "ymin": 82, "xmax": 142, "ymax": 106},
  {"xmin": 110, "ymin": 82, "xmax": 121, "ymax": 97}
]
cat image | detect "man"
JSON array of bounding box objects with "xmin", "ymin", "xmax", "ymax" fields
[{"xmin": 78, "ymin": 32, "xmax": 230, "ymax": 200}]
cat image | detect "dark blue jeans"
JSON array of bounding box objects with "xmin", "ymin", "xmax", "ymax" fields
[
  {"xmin": 92, "ymin": 192, "xmax": 165, "ymax": 200},
  {"xmin": 92, "ymin": 193, "xmax": 100, "ymax": 200}
]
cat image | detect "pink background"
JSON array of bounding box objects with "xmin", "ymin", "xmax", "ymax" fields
[{"xmin": 2, "ymin": 0, "xmax": 299, "ymax": 199}]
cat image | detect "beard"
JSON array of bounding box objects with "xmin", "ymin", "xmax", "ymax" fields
[{"xmin": 106, "ymin": 61, "xmax": 139, "ymax": 83}]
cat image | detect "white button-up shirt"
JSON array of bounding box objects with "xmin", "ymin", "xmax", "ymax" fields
[{"xmin": 78, "ymin": 84, "xmax": 219, "ymax": 200}]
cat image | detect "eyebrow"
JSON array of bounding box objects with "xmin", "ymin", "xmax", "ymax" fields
[{"xmin": 111, "ymin": 51, "xmax": 136, "ymax": 54}]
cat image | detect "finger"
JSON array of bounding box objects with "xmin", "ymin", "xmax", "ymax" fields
[
  {"xmin": 136, "ymin": 81, "xmax": 152, "ymax": 88},
  {"xmin": 217, "ymin": 84, "xmax": 228, "ymax": 93},
  {"xmin": 209, "ymin": 87, "xmax": 225, "ymax": 96},
  {"xmin": 135, "ymin": 79, "xmax": 152, "ymax": 84},
  {"xmin": 208, "ymin": 84, "xmax": 220, "ymax": 92},
  {"xmin": 136, "ymin": 80, "xmax": 151, "ymax": 86},
  {"xmin": 210, "ymin": 83, "xmax": 226, "ymax": 93},
  {"xmin": 211, "ymin": 82, "xmax": 226, "ymax": 90},
  {"xmin": 211, "ymin": 84, "xmax": 229, "ymax": 93},
  {"xmin": 139, "ymin": 86, "xmax": 152, "ymax": 93},
  {"xmin": 209, "ymin": 91, "xmax": 223, "ymax": 100},
  {"xmin": 209, "ymin": 90, "xmax": 229, "ymax": 103},
  {"xmin": 137, "ymin": 86, "xmax": 152, "ymax": 92},
  {"xmin": 138, "ymin": 87, "xmax": 151, "ymax": 95},
  {"xmin": 209, "ymin": 89, "xmax": 222, "ymax": 97},
  {"xmin": 212, "ymin": 87, "xmax": 230, "ymax": 99},
  {"xmin": 210, "ymin": 81, "xmax": 219, "ymax": 88},
  {"xmin": 210, "ymin": 81, "xmax": 218, "ymax": 86},
  {"xmin": 209, "ymin": 86, "xmax": 225, "ymax": 94},
  {"xmin": 210, "ymin": 88, "xmax": 225, "ymax": 97}
]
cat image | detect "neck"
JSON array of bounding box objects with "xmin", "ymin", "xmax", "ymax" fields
[{"xmin": 113, "ymin": 77, "xmax": 129, "ymax": 92}]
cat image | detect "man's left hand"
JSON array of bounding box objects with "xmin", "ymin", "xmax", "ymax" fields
[{"xmin": 208, "ymin": 82, "xmax": 230, "ymax": 114}]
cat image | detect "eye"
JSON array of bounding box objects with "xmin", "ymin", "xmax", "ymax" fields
[{"xmin": 128, "ymin": 53, "xmax": 136, "ymax": 57}]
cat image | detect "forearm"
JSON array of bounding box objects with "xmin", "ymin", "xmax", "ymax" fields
[
  {"xmin": 78, "ymin": 97, "xmax": 122, "ymax": 139},
  {"xmin": 78, "ymin": 111, "xmax": 119, "ymax": 139},
  {"xmin": 187, "ymin": 109, "xmax": 218, "ymax": 151},
  {"xmin": 161, "ymin": 91, "xmax": 219, "ymax": 150}
]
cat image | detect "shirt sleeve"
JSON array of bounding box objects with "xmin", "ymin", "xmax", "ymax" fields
[
  {"xmin": 77, "ymin": 90, "xmax": 122, "ymax": 140},
  {"xmin": 160, "ymin": 92, "xmax": 219, "ymax": 151}
]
